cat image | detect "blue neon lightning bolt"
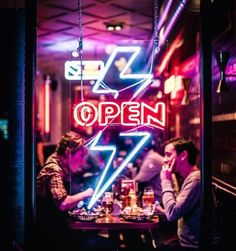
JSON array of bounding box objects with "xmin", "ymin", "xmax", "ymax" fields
[
  {"xmin": 92, "ymin": 46, "xmax": 153, "ymax": 99},
  {"xmin": 87, "ymin": 131, "xmax": 116, "ymax": 206},
  {"xmin": 87, "ymin": 131, "xmax": 151, "ymax": 210}
]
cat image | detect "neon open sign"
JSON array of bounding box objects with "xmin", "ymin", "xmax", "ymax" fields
[
  {"xmin": 73, "ymin": 101, "xmax": 165, "ymax": 129},
  {"xmin": 67, "ymin": 46, "xmax": 166, "ymax": 209}
]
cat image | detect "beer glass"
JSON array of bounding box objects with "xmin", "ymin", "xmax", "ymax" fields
[
  {"xmin": 142, "ymin": 186, "xmax": 154, "ymax": 209},
  {"xmin": 102, "ymin": 192, "xmax": 113, "ymax": 214}
]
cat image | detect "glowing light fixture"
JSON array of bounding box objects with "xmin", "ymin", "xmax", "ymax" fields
[
  {"xmin": 165, "ymin": 75, "xmax": 193, "ymax": 103},
  {"xmin": 71, "ymin": 50, "xmax": 79, "ymax": 57},
  {"xmin": 87, "ymin": 131, "xmax": 151, "ymax": 209},
  {"xmin": 215, "ymin": 51, "xmax": 230, "ymax": 93},
  {"xmin": 164, "ymin": 75, "xmax": 176, "ymax": 94},
  {"xmin": 87, "ymin": 131, "xmax": 116, "ymax": 209},
  {"xmin": 92, "ymin": 46, "xmax": 153, "ymax": 99},
  {"xmin": 159, "ymin": 0, "xmax": 188, "ymax": 47},
  {"xmin": 157, "ymin": 0, "xmax": 174, "ymax": 30},
  {"xmin": 73, "ymin": 101, "xmax": 166, "ymax": 129},
  {"xmin": 156, "ymin": 34, "xmax": 183, "ymax": 75},
  {"xmin": 105, "ymin": 23, "xmax": 123, "ymax": 31},
  {"xmin": 44, "ymin": 75, "xmax": 50, "ymax": 133},
  {"xmin": 115, "ymin": 25, "xmax": 122, "ymax": 31}
]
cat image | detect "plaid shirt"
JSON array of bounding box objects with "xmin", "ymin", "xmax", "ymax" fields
[{"xmin": 36, "ymin": 153, "xmax": 68, "ymax": 202}]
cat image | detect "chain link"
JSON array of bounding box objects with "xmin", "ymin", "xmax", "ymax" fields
[
  {"xmin": 78, "ymin": 0, "xmax": 83, "ymax": 52},
  {"xmin": 154, "ymin": 0, "xmax": 160, "ymax": 53},
  {"xmin": 77, "ymin": 0, "xmax": 84, "ymax": 101}
]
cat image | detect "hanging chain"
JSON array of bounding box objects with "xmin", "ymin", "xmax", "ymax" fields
[
  {"xmin": 154, "ymin": 0, "xmax": 160, "ymax": 53},
  {"xmin": 77, "ymin": 0, "xmax": 84, "ymax": 102},
  {"xmin": 78, "ymin": 0, "xmax": 83, "ymax": 52}
]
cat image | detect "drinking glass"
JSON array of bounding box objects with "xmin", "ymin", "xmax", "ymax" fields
[
  {"xmin": 102, "ymin": 192, "xmax": 113, "ymax": 214},
  {"xmin": 142, "ymin": 186, "xmax": 155, "ymax": 210}
]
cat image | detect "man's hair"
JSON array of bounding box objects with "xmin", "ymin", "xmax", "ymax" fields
[
  {"xmin": 56, "ymin": 131, "xmax": 85, "ymax": 156},
  {"xmin": 164, "ymin": 137, "xmax": 199, "ymax": 165}
]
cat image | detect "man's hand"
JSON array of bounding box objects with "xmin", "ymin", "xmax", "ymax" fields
[
  {"xmin": 83, "ymin": 188, "xmax": 94, "ymax": 198},
  {"xmin": 161, "ymin": 158, "xmax": 175, "ymax": 181},
  {"xmin": 155, "ymin": 204, "xmax": 165, "ymax": 214}
]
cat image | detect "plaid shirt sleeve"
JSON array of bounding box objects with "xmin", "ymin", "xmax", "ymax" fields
[
  {"xmin": 49, "ymin": 170, "xmax": 67, "ymax": 200},
  {"xmin": 36, "ymin": 158, "xmax": 67, "ymax": 201}
]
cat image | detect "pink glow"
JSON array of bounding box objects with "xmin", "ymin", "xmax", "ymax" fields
[
  {"xmin": 156, "ymin": 34, "xmax": 183, "ymax": 76},
  {"xmin": 44, "ymin": 79, "xmax": 50, "ymax": 133},
  {"xmin": 164, "ymin": 75, "xmax": 183, "ymax": 99},
  {"xmin": 164, "ymin": 75, "xmax": 176, "ymax": 94}
]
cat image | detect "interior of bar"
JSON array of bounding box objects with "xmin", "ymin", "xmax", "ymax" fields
[{"xmin": 1, "ymin": 0, "xmax": 236, "ymax": 251}]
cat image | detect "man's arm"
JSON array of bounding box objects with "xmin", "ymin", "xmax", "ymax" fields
[
  {"xmin": 58, "ymin": 188, "xmax": 94, "ymax": 211},
  {"xmin": 161, "ymin": 173, "xmax": 200, "ymax": 221},
  {"xmin": 48, "ymin": 171, "xmax": 94, "ymax": 211}
]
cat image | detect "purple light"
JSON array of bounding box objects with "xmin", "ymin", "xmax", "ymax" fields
[
  {"xmin": 158, "ymin": 0, "xmax": 174, "ymax": 30},
  {"xmin": 160, "ymin": 0, "xmax": 189, "ymax": 47}
]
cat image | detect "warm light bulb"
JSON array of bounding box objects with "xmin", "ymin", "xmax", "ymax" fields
[
  {"xmin": 107, "ymin": 25, "xmax": 114, "ymax": 31},
  {"xmin": 115, "ymin": 25, "xmax": 122, "ymax": 31},
  {"xmin": 71, "ymin": 50, "xmax": 79, "ymax": 57},
  {"xmin": 106, "ymin": 23, "xmax": 123, "ymax": 31},
  {"xmin": 156, "ymin": 91, "xmax": 163, "ymax": 99}
]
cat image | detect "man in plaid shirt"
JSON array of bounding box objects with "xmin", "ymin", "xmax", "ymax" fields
[
  {"xmin": 36, "ymin": 131, "xmax": 94, "ymax": 210},
  {"xmin": 36, "ymin": 131, "xmax": 95, "ymax": 251}
]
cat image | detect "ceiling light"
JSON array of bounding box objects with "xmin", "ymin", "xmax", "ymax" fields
[
  {"xmin": 114, "ymin": 24, "xmax": 122, "ymax": 31},
  {"xmin": 71, "ymin": 50, "xmax": 79, "ymax": 57},
  {"xmin": 107, "ymin": 25, "xmax": 115, "ymax": 31},
  {"xmin": 105, "ymin": 23, "xmax": 123, "ymax": 31}
]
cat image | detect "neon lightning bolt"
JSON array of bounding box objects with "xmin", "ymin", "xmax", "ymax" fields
[
  {"xmin": 92, "ymin": 46, "xmax": 153, "ymax": 99},
  {"xmin": 87, "ymin": 131, "xmax": 116, "ymax": 206},
  {"xmin": 87, "ymin": 131, "xmax": 151, "ymax": 210}
]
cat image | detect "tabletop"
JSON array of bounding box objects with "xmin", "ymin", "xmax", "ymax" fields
[{"xmin": 68, "ymin": 215, "xmax": 159, "ymax": 230}]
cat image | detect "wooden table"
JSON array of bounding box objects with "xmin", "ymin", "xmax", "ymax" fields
[
  {"xmin": 68, "ymin": 215, "xmax": 160, "ymax": 250},
  {"xmin": 68, "ymin": 215, "xmax": 159, "ymax": 230}
]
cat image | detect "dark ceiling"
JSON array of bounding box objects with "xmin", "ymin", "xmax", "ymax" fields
[
  {"xmin": 0, "ymin": 0, "xmax": 200, "ymax": 78},
  {"xmin": 37, "ymin": 0, "xmax": 159, "ymax": 77},
  {"xmin": 36, "ymin": 0, "xmax": 201, "ymax": 78}
]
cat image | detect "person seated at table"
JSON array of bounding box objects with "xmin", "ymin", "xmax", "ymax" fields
[
  {"xmin": 70, "ymin": 149, "xmax": 104, "ymax": 196},
  {"xmin": 36, "ymin": 131, "xmax": 116, "ymax": 251},
  {"xmin": 134, "ymin": 138, "xmax": 179, "ymax": 243},
  {"xmin": 157, "ymin": 137, "xmax": 220, "ymax": 251},
  {"xmin": 134, "ymin": 137, "xmax": 179, "ymax": 205},
  {"xmin": 120, "ymin": 139, "xmax": 175, "ymax": 251},
  {"xmin": 133, "ymin": 140, "xmax": 164, "ymax": 204}
]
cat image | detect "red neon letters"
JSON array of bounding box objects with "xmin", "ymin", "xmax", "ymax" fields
[{"xmin": 73, "ymin": 101, "xmax": 166, "ymax": 129}]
